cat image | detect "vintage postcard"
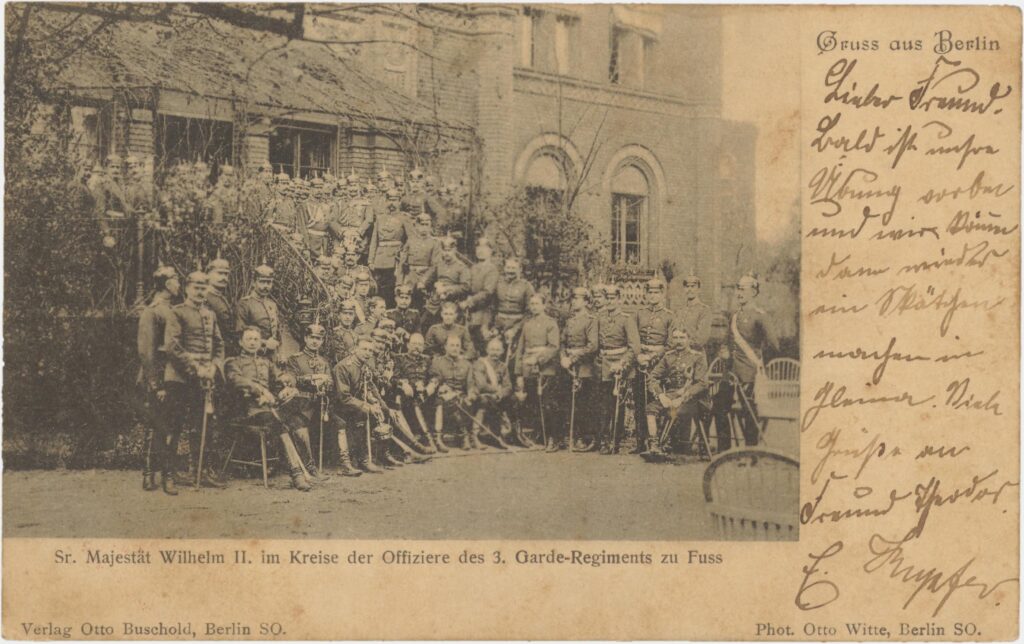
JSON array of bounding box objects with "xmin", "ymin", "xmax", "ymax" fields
[{"xmin": 2, "ymin": 3, "xmax": 1019, "ymax": 640}]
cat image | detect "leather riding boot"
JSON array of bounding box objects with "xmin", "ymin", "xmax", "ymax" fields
[
  {"xmin": 544, "ymin": 437, "xmax": 558, "ymax": 453},
  {"xmin": 599, "ymin": 441, "xmax": 613, "ymax": 455},
  {"xmin": 382, "ymin": 448, "xmax": 404, "ymax": 468},
  {"xmin": 280, "ymin": 434, "xmax": 312, "ymax": 491},
  {"xmin": 473, "ymin": 430, "xmax": 489, "ymax": 450},
  {"xmin": 290, "ymin": 467, "xmax": 312, "ymax": 492},
  {"xmin": 358, "ymin": 457, "xmax": 383, "ymax": 473},
  {"xmin": 161, "ymin": 470, "xmax": 178, "ymax": 496},
  {"xmin": 336, "ymin": 433, "xmax": 363, "ymax": 477},
  {"xmin": 432, "ymin": 431, "xmax": 450, "ymax": 453},
  {"xmin": 628, "ymin": 438, "xmax": 646, "ymax": 455},
  {"xmin": 143, "ymin": 471, "xmax": 157, "ymax": 491}
]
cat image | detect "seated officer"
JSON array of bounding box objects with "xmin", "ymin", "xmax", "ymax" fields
[
  {"xmin": 284, "ymin": 321, "xmax": 361, "ymax": 477},
  {"xmin": 429, "ymin": 334, "xmax": 479, "ymax": 450},
  {"xmin": 225, "ymin": 327, "xmax": 313, "ymax": 491},
  {"xmin": 394, "ymin": 333, "xmax": 441, "ymax": 452},
  {"xmin": 645, "ymin": 327, "xmax": 710, "ymax": 459},
  {"xmin": 472, "ymin": 336, "xmax": 515, "ymax": 448}
]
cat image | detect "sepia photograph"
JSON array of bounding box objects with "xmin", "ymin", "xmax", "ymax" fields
[{"xmin": 4, "ymin": 3, "xmax": 801, "ymax": 541}]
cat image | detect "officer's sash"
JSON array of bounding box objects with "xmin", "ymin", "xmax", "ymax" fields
[{"xmin": 731, "ymin": 311, "xmax": 764, "ymax": 373}]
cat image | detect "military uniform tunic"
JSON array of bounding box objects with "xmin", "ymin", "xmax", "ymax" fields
[
  {"xmin": 332, "ymin": 355, "xmax": 374, "ymax": 418},
  {"xmin": 368, "ymin": 211, "xmax": 409, "ymax": 270},
  {"xmin": 730, "ymin": 304, "xmax": 777, "ymax": 384},
  {"xmin": 636, "ymin": 305, "xmax": 675, "ymax": 360},
  {"xmin": 429, "ymin": 354, "xmax": 475, "ymax": 396},
  {"xmin": 206, "ymin": 288, "xmax": 234, "ymax": 345},
  {"xmin": 432, "ymin": 258, "xmax": 470, "ymax": 300},
  {"xmin": 472, "ymin": 356, "xmax": 513, "ymax": 405},
  {"xmin": 386, "ymin": 307, "xmax": 422, "ymax": 337},
  {"xmin": 284, "ymin": 349, "xmax": 333, "ymax": 425},
  {"xmin": 596, "ymin": 309, "xmax": 641, "ymax": 381},
  {"xmin": 493, "ymin": 277, "xmax": 535, "ymax": 331},
  {"xmin": 400, "ymin": 234, "xmax": 439, "ymax": 288},
  {"xmin": 647, "ymin": 347, "xmax": 709, "ymax": 415},
  {"xmin": 516, "ymin": 313, "xmax": 560, "ymax": 378},
  {"xmin": 328, "ymin": 199, "xmax": 370, "ymax": 240},
  {"xmin": 562, "ymin": 310, "xmax": 598, "ymax": 379},
  {"xmin": 394, "ymin": 351, "xmax": 431, "ymax": 386},
  {"xmin": 163, "ymin": 301, "xmax": 224, "ymax": 384},
  {"xmin": 677, "ymin": 298, "xmax": 713, "ymax": 348},
  {"xmin": 137, "ymin": 293, "xmax": 176, "ymax": 391},
  {"xmin": 424, "ymin": 322, "xmax": 476, "ymax": 360},
  {"xmin": 225, "ymin": 353, "xmax": 294, "ymax": 417},
  {"xmin": 463, "ymin": 260, "xmax": 499, "ymax": 328},
  {"xmin": 235, "ymin": 294, "xmax": 281, "ymax": 344}
]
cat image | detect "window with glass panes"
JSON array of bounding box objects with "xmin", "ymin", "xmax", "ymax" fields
[
  {"xmin": 269, "ymin": 125, "xmax": 335, "ymax": 178},
  {"xmin": 610, "ymin": 164, "xmax": 648, "ymax": 264}
]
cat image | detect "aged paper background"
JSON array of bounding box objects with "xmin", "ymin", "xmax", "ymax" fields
[{"xmin": 3, "ymin": 5, "xmax": 1020, "ymax": 640}]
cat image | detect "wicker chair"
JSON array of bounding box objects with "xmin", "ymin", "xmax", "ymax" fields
[
  {"xmin": 754, "ymin": 358, "xmax": 800, "ymax": 454},
  {"xmin": 702, "ymin": 448, "xmax": 799, "ymax": 541}
]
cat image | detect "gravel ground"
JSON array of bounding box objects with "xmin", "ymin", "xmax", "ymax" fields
[{"xmin": 3, "ymin": 450, "xmax": 714, "ymax": 540}]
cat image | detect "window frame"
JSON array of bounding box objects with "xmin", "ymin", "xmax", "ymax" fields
[
  {"xmin": 610, "ymin": 190, "xmax": 647, "ymax": 266},
  {"xmin": 269, "ymin": 123, "xmax": 336, "ymax": 179}
]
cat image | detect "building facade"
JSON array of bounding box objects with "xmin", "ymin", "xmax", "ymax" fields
[
  {"xmin": 61, "ymin": 4, "xmax": 755, "ymax": 306},
  {"xmin": 305, "ymin": 4, "xmax": 756, "ymax": 304}
]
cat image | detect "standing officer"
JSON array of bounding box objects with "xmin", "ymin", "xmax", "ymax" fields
[
  {"xmin": 163, "ymin": 270, "xmax": 226, "ymax": 489},
  {"xmin": 493, "ymin": 257, "xmax": 534, "ymax": 360},
  {"xmin": 367, "ymin": 188, "xmax": 408, "ymax": 307},
  {"xmin": 235, "ymin": 264, "xmax": 281, "ymax": 360},
  {"xmin": 137, "ymin": 264, "xmax": 180, "ymax": 492},
  {"xmin": 225, "ymin": 327, "xmax": 312, "ymax": 491},
  {"xmin": 677, "ymin": 273, "xmax": 713, "ymax": 352},
  {"xmin": 461, "ymin": 238, "xmax": 499, "ymax": 356},
  {"xmin": 726, "ymin": 273, "xmax": 778, "ymax": 446},
  {"xmin": 400, "ymin": 167, "xmax": 449, "ymax": 224},
  {"xmin": 516, "ymin": 294, "xmax": 561, "ymax": 451},
  {"xmin": 284, "ymin": 321, "xmax": 362, "ymax": 478},
  {"xmin": 328, "ymin": 173, "xmax": 371, "ymax": 254},
  {"xmin": 425, "ymin": 301, "xmax": 476, "ymax": 359},
  {"xmin": 399, "ymin": 212, "xmax": 439, "ymax": 308},
  {"xmin": 422, "ymin": 236, "xmax": 469, "ymax": 328},
  {"xmin": 633, "ymin": 278, "xmax": 674, "ymax": 453},
  {"xmin": 595, "ymin": 284, "xmax": 641, "ymax": 454},
  {"xmin": 205, "ymin": 254, "xmax": 234, "ymax": 353},
  {"xmin": 559, "ymin": 286, "xmax": 599, "ymax": 452},
  {"xmin": 645, "ymin": 327, "xmax": 710, "ymax": 459},
  {"xmin": 331, "ymin": 299, "xmax": 360, "ymax": 363}
]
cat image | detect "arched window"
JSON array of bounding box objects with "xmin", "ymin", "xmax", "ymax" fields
[
  {"xmin": 522, "ymin": 150, "xmax": 570, "ymax": 267},
  {"xmin": 610, "ymin": 164, "xmax": 648, "ymax": 264}
]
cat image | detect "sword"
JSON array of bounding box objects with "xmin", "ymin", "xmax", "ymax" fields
[
  {"xmin": 610, "ymin": 372, "xmax": 622, "ymax": 452},
  {"xmin": 318, "ymin": 392, "xmax": 327, "ymax": 471},
  {"xmin": 195, "ymin": 380, "xmax": 214, "ymax": 489},
  {"xmin": 568, "ymin": 368, "xmax": 580, "ymax": 451},
  {"xmin": 450, "ymin": 399, "xmax": 514, "ymax": 451},
  {"xmin": 536, "ymin": 374, "xmax": 547, "ymax": 446}
]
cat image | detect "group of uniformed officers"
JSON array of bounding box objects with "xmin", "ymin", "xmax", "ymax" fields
[{"xmin": 136, "ymin": 165, "xmax": 776, "ymax": 495}]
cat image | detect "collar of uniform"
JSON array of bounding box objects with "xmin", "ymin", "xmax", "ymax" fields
[
  {"xmin": 303, "ymin": 348, "xmax": 319, "ymax": 359},
  {"xmin": 152, "ymin": 292, "xmax": 172, "ymax": 305},
  {"xmin": 240, "ymin": 350, "xmax": 260, "ymax": 359},
  {"xmin": 647, "ymin": 304, "xmax": 666, "ymax": 313}
]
